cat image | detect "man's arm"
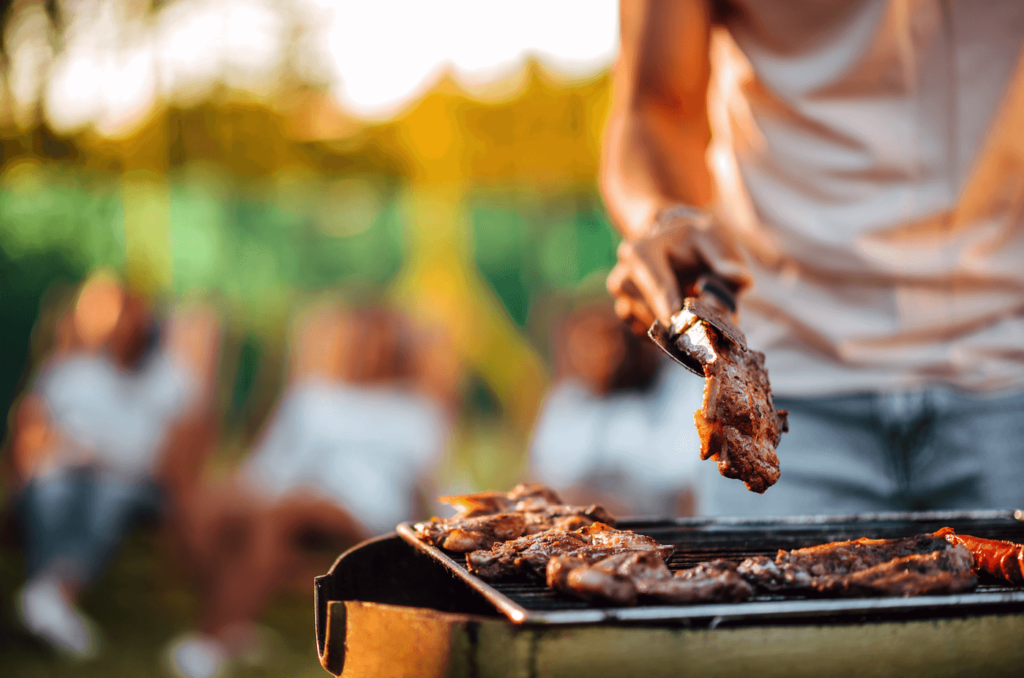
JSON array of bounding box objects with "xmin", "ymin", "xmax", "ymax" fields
[
  {"xmin": 603, "ymin": 0, "xmax": 750, "ymax": 334},
  {"xmin": 601, "ymin": 0, "xmax": 713, "ymax": 240},
  {"xmin": 10, "ymin": 394, "xmax": 61, "ymax": 482},
  {"xmin": 155, "ymin": 306, "xmax": 222, "ymax": 507}
]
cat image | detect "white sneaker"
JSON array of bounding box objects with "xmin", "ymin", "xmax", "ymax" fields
[
  {"xmin": 220, "ymin": 622, "xmax": 281, "ymax": 668},
  {"xmin": 163, "ymin": 633, "xmax": 231, "ymax": 678},
  {"xmin": 16, "ymin": 578, "xmax": 101, "ymax": 661}
]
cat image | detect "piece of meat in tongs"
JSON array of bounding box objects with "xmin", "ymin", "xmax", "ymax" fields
[
  {"xmin": 413, "ymin": 483, "xmax": 615, "ymax": 552},
  {"xmin": 548, "ymin": 551, "xmax": 754, "ymax": 606},
  {"xmin": 736, "ymin": 531, "xmax": 978, "ymax": 597},
  {"xmin": 466, "ymin": 522, "xmax": 673, "ymax": 580},
  {"xmin": 649, "ymin": 274, "xmax": 788, "ymax": 493}
]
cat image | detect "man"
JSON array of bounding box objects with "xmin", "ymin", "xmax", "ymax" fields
[
  {"xmin": 604, "ymin": 1, "xmax": 1024, "ymax": 516},
  {"xmin": 167, "ymin": 304, "xmax": 457, "ymax": 678},
  {"xmin": 10, "ymin": 271, "xmax": 220, "ymax": 659}
]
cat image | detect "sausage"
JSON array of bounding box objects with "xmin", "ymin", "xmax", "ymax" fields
[{"xmin": 936, "ymin": 527, "xmax": 1024, "ymax": 586}]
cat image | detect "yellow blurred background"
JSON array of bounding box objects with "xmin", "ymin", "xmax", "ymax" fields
[{"xmin": 0, "ymin": 1, "xmax": 621, "ymax": 675}]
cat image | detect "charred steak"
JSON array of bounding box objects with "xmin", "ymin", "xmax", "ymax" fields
[
  {"xmin": 548, "ymin": 551, "xmax": 754, "ymax": 606},
  {"xmin": 683, "ymin": 321, "xmax": 788, "ymax": 494},
  {"xmin": 466, "ymin": 522, "xmax": 673, "ymax": 580},
  {"xmin": 736, "ymin": 531, "xmax": 977, "ymax": 597},
  {"xmin": 413, "ymin": 483, "xmax": 615, "ymax": 552}
]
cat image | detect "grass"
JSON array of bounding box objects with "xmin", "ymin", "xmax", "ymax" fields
[{"xmin": 0, "ymin": 528, "xmax": 329, "ymax": 678}]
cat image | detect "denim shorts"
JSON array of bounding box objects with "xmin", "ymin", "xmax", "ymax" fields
[
  {"xmin": 699, "ymin": 387, "xmax": 1024, "ymax": 517},
  {"xmin": 17, "ymin": 467, "xmax": 162, "ymax": 582}
]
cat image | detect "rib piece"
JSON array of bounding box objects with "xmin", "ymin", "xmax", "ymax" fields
[
  {"xmin": 683, "ymin": 321, "xmax": 788, "ymax": 494},
  {"xmin": 467, "ymin": 522, "xmax": 673, "ymax": 580},
  {"xmin": 547, "ymin": 554, "xmax": 642, "ymax": 606},
  {"xmin": 547, "ymin": 552, "xmax": 754, "ymax": 606},
  {"xmin": 550, "ymin": 531, "xmax": 977, "ymax": 607},
  {"xmin": 780, "ymin": 533, "xmax": 957, "ymax": 576},
  {"xmin": 737, "ymin": 531, "xmax": 978, "ymax": 597},
  {"xmin": 522, "ymin": 504, "xmax": 617, "ymax": 535},
  {"xmin": 645, "ymin": 560, "xmax": 754, "ymax": 604},
  {"xmin": 937, "ymin": 527, "xmax": 1024, "ymax": 585},
  {"xmin": 735, "ymin": 555, "xmax": 800, "ymax": 590},
  {"xmin": 835, "ymin": 548, "xmax": 976, "ymax": 597},
  {"xmin": 414, "ymin": 513, "xmax": 528, "ymax": 552},
  {"xmin": 414, "ymin": 483, "xmax": 615, "ymax": 552},
  {"xmin": 437, "ymin": 482, "xmax": 563, "ymax": 519}
]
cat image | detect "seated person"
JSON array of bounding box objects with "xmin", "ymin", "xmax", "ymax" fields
[
  {"xmin": 529, "ymin": 302, "xmax": 705, "ymax": 517},
  {"xmin": 168, "ymin": 303, "xmax": 458, "ymax": 678},
  {"xmin": 8, "ymin": 271, "xmax": 220, "ymax": 660}
]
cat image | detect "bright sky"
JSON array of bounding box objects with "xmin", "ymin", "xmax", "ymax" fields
[
  {"xmin": 315, "ymin": 0, "xmax": 620, "ymax": 118},
  {"xmin": 3, "ymin": 0, "xmax": 619, "ymax": 137}
]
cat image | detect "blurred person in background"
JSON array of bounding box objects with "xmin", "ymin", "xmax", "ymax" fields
[
  {"xmin": 604, "ymin": 1, "xmax": 1024, "ymax": 516},
  {"xmin": 167, "ymin": 303, "xmax": 458, "ymax": 678},
  {"xmin": 530, "ymin": 302, "xmax": 702, "ymax": 517},
  {"xmin": 7, "ymin": 270, "xmax": 221, "ymax": 660}
]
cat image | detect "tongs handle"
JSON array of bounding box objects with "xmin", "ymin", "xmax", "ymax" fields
[{"xmin": 692, "ymin": 273, "xmax": 736, "ymax": 313}]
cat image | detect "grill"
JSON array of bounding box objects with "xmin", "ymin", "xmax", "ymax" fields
[
  {"xmin": 395, "ymin": 510, "xmax": 1024, "ymax": 626},
  {"xmin": 315, "ymin": 510, "xmax": 1024, "ymax": 676}
]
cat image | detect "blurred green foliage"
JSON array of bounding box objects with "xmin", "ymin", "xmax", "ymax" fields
[
  {"xmin": 0, "ymin": 164, "xmax": 619, "ymax": 444},
  {"xmin": 470, "ymin": 191, "xmax": 618, "ymax": 327},
  {"xmin": 166, "ymin": 170, "xmax": 408, "ymax": 340}
]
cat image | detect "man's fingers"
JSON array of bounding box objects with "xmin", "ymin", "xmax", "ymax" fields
[
  {"xmin": 606, "ymin": 261, "xmax": 632, "ymax": 298},
  {"xmin": 618, "ymin": 239, "xmax": 683, "ymax": 324},
  {"xmin": 610, "ymin": 265, "xmax": 641, "ymax": 335},
  {"xmin": 613, "ymin": 297, "xmax": 637, "ymax": 328},
  {"xmin": 613, "ymin": 297, "xmax": 654, "ymax": 336},
  {"xmin": 628, "ymin": 300, "xmax": 655, "ymax": 335},
  {"xmin": 610, "ymin": 218, "xmax": 718, "ymax": 331},
  {"xmin": 609, "ymin": 263, "xmax": 656, "ymax": 330}
]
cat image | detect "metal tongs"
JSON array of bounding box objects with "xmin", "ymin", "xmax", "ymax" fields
[{"xmin": 648, "ymin": 273, "xmax": 748, "ymax": 376}]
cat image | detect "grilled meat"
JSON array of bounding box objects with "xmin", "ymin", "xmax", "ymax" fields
[
  {"xmin": 437, "ymin": 482, "xmax": 563, "ymax": 519},
  {"xmin": 522, "ymin": 504, "xmax": 617, "ymax": 534},
  {"xmin": 835, "ymin": 548, "xmax": 976, "ymax": 597},
  {"xmin": 415, "ymin": 487, "xmax": 995, "ymax": 611},
  {"xmin": 737, "ymin": 531, "xmax": 977, "ymax": 597},
  {"xmin": 548, "ymin": 552, "xmax": 754, "ymax": 606},
  {"xmin": 414, "ymin": 513, "xmax": 528, "ymax": 552},
  {"xmin": 547, "ymin": 554, "xmax": 642, "ymax": 605},
  {"xmin": 735, "ymin": 555, "xmax": 796, "ymax": 590},
  {"xmin": 414, "ymin": 483, "xmax": 615, "ymax": 552},
  {"xmin": 780, "ymin": 533, "xmax": 957, "ymax": 576},
  {"xmin": 467, "ymin": 522, "xmax": 673, "ymax": 580},
  {"xmin": 646, "ymin": 560, "xmax": 754, "ymax": 604},
  {"xmin": 937, "ymin": 527, "xmax": 1024, "ymax": 585},
  {"xmin": 683, "ymin": 321, "xmax": 788, "ymax": 494},
  {"xmin": 549, "ymin": 530, "xmax": 977, "ymax": 606}
]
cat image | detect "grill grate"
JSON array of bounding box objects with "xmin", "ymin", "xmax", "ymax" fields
[{"xmin": 397, "ymin": 511, "xmax": 1024, "ymax": 625}]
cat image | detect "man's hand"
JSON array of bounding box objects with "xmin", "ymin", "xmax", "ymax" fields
[
  {"xmin": 12, "ymin": 395, "xmax": 61, "ymax": 480},
  {"xmin": 608, "ymin": 207, "xmax": 752, "ymax": 336},
  {"xmin": 606, "ymin": 211, "xmax": 709, "ymax": 335}
]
